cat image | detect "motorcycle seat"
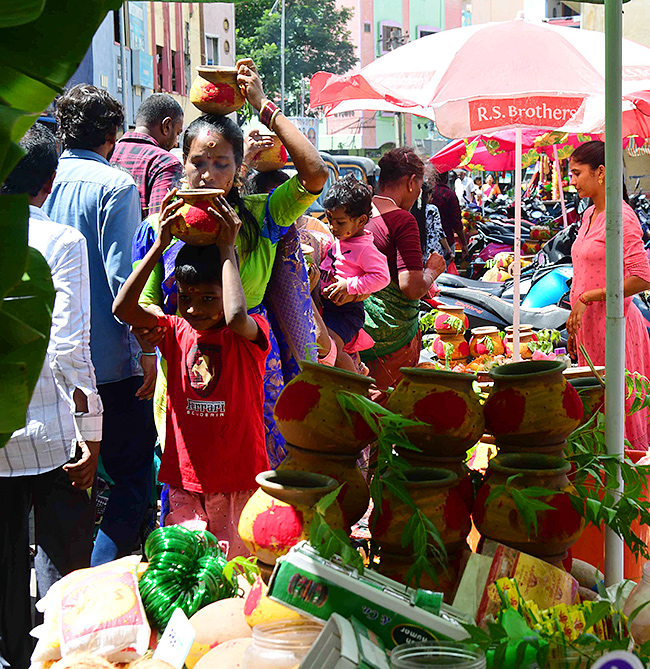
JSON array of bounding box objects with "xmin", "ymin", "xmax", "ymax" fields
[
  {"xmin": 438, "ymin": 287, "xmax": 568, "ymax": 331},
  {"xmin": 437, "ymin": 273, "xmax": 506, "ymax": 296}
]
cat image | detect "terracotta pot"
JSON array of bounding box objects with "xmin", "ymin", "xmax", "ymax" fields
[
  {"xmin": 273, "ymin": 361, "xmax": 375, "ymax": 455},
  {"xmin": 568, "ymin": 377, "xmax": 604, "ymax": 426},
  {"xmin": 504, "ymin": 324, "xmax": 534, "ymax": 340},
  {"xmin": 385, "ymin": 368, "xmax": 484, "ymax": 458},
  {"xmin": 170, "ymin": 189, "xmax": 224, "ymax": 245},
  {"xmin": 371, "ymin": 467, "xmax": 471, "ymax": 557},
  {"xmin": 402, "ymin": 455, "xmax": 475, "ymax": 510},
  {"xmin": 430, "ymin": 333, "xmax": 470, "ymax": 362},
  {"xmin": 238, "ymin": 470, "xmax": 344, "ymax": 565},
  {"xmin": 469, "ymin": 326, "xmax": 505, "ymax": 358},
  {"xmin": 249, "ymin": 134, "xmax": 288, "ymax": 172},
  {"xmin": 472, "ymin": 453, "xmax": 585, "ymax": 561},
  {"xmin": 504, "ymin": 330, "xmax": 536, "ymax": 359},
  {"xmin": 484, "ymin": 360, "xmax": 583, "ymax": 451},
  {"xmin": 433, "ymin": 307, "xmax": 469, "ymax": 334},
  {"xmin": 189, "ymin": 66, "xmax": 245, "ymax": 115},
  {"xmin": 277, "ymin": 444, "xmax": 369, "ymax": 528}
]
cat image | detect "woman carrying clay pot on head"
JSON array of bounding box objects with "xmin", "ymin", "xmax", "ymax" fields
[
  {"xmin": 357, "ymin": 147, "xmax": 446, "ymax": 394},
  {"xmin": 131, "ymin": 58, "xmax": 328, "ymax": 468},
  {"xmin": 567, "ymin": 140, "xmax": 650, "ymax": 450}
]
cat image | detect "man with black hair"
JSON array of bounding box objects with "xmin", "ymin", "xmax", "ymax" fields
[
  {"xmin": 111, "ymin": 93, "xmax": 184, "ymax": 217},
  {"xmin": 43, "ymin": 84, "xmax": 157, "ymax": 567},
  {"xmin": 0, "ymin": 122, "xmax": 101, "ymax": 669}
]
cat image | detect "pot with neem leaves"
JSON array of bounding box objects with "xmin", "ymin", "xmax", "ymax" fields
[
  {"xmin": 472, "ymin": 453, "xmax": 584, "ymax": 563},
  {"xmin": 433, "ymin": 306, "xmax": 469, "ymax": 334},
  {"xmin": 483, "ymin": 360, "xmax": 583, "ymax": 452},
  {"xmin": 469, "ymin": 326, "xmax": 505, "ymax": 358},
  {"xmin": 386, "ymin": 368, "xmax": 484, "ymax": 458}
]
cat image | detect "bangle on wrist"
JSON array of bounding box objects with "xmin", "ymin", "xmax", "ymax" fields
[
  {"xmin": 260, "ymin": 100, "xmax": 280, "ymax": 129},
  {"xmin": 137, "ymin": 351, "xmax": 157, "ymax": 362},
  {"xmin": 601, "ymin": 287, "xmax": 606, "ymax": 301}
]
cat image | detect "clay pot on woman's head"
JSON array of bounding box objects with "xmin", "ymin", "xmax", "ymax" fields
[
  {"xmin": 249, "ymin": 134, "xmax": 288, "ymax": 172},
  {"xmin": 472, "ymin": 453, "xmax": 585, "ymax": 563},
  {"xmin": 273, "ymin": 361, "xmax": 375, "ymax": 455},
  {"xmin": 170, "ymin": 189, "xmax": 225, "ymax": 245},
  {"xmin": 189, "ymin": 66, "xmax": 245, "ymax": 115},
  {"xmin": 484, "ymin": 360, "xmax": 583, "ymax": 452},
  {"xmin": 386, "ymin": 368, "xmax": 484, "ymax": 458}
]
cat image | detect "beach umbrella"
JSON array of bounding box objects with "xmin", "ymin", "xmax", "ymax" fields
[{"xmin": 311, "ymin": 15, "xmax": 650, "ymax": 583}]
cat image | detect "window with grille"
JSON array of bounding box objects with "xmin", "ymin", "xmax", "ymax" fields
[{"xmin": 206, "ymin": 36, "xmax": 219, "ymax": 66}]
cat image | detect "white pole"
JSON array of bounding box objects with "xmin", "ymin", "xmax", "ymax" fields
[
  {"xmin": 512, "ymin": 128, "xmax": 522, "ymax": 363},
  {"xmin": 280, "ymin": 0, "xmax": 285, "ymax": 113},
  {"xmin": 604, "ymin": 0, "xmax": 625, "ymax": 586},
  {"xmin": 553, "ymin": 144, "xmax": 568, "ymax": 228}
]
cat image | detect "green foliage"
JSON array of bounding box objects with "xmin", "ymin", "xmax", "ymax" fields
[
  {"xmin": 481, "ymin": 334, "xmax": 495, "ymax": 355},
  {"xmin": 0, "ymin": 0, "xmax": 45, "ymax": 28},
  {"xmin": 235, "ymin": 0, "xmax": 357, "ymax": 105},
  {"xmin": 528, "ymin": 328, "xmax": 561, "ymax": 355},
  {"xmin": 221, "ymin": 555, "xmax": 260, "ymax": 588}
]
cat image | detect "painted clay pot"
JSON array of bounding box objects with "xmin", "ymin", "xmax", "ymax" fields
[
  {"xmin": 505, "ymin": 330, "xmax": 536, "ymax": 359},
  {"xmin": 402, "ymin": 455, "xmax": 475, "ymax": 510},
  {"xmin": 484, "ymin": 360, "xmax": 583, "ymax": 450},
  {"xmin": 433, "ymin": 307, "xmax": 469, "ymax": 334},
  {"xmin": 430, "ymin": 333, "xmax": 470, "ymax": 362},
  {"xmin": 249, "ymin": 134, "xmax": 288, "ymax": 172},
  {"xmin": 277, "ymin": 444, "xmax": 369, "ymax": 528},
  {"xmin": 273, "ymin": 361, "xmax": 375, "ymax": 455},
  {"xmin": 371, "ymin": 467, "xmax": 472, "ymax": 557},
  {"xmin": 504, "ymin": 324, "xmax": 534, "ymax": 340},
  {"xmin": 385, "ymin": 368, "xmax": 484, "ymax": 458},
  {"xmin": 189, "ymin": 66, "xmax": 245, "ymax": 115},
  {"xmin": 469, "ymin": 326, "xmax": 505, "ymax": 358},
  {"xmin": 238, "ymin": 470, "xmax": 344, "ymax": 565},
  {"xmin": 170, "ymin": 189, "xmax": 225, "ymax": 245},
  {"xmin": 568, "ymin": 377, "xmax": 605, "ymax": 426},
  {"xmin": 473, "ymin": 453, "xmax": 585, "ymax": 561}
]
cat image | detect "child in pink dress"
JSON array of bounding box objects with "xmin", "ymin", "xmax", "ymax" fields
[
  {"xmin": 319, "ymin": 175, "xmax": 391, "ymax": 372},
  {"xmin": 568, "ymin": 141, "xmax": 650, "ymax": 451}
]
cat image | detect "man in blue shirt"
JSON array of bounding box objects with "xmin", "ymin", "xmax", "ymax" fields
[{"xmin": 44, "ymin": 84, "xmax": 156, "ymax": 566}]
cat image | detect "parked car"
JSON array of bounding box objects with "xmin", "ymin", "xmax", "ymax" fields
[{"xmin": 334, "ymin": 155, "xmax": 379, "ymax": 191}]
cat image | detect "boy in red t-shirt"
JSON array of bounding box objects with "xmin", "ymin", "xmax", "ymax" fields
[{"xmin": 113, "ymin": 192, "xmax": 269, "ymax": 557}]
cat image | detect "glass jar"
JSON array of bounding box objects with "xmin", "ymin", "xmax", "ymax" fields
[
  {"xmin": 242, "ymin": 619, "xmax": 323, "ymax": 669},
  {"xmin": 624, "ymin": 561, "xmax": 650, "ymax": 644},
  {"xmin": 390, "ymin": 641, "xmax": 486, "ymax": 668}
]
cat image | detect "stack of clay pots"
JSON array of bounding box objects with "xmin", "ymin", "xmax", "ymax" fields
[
  {"xmin": 474, "ymin": 360, "xmax": 586, "ymax": 566},
  {"xmin": 238, "ymin": 362, "xmax": 374, "ymax": 579},
  {"xmin": 504, "ymin": 324, "xmax": 536, "ymax": 359},
  {"xmin": 429, "ymin": 305, "xmax": 470, "ymax": 363}
]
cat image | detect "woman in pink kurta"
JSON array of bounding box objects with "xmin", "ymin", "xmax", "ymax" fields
[{"xmin": 568, "ymin": 141, "xmax": 650, "ymax": 451}]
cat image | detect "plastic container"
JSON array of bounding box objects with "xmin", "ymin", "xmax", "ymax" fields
[
  {"xmin": 390, "ymin": 641, "xmax": 486, "ymax": 668},
  {"xmin": 624, "ymin": 561, "xmax": 650, "ymax": 644},
  {"xmin": 241, "ymin": 619, "xmax": 323, "ymax": 669}
]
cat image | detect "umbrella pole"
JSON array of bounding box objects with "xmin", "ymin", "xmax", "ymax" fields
[
  {"xmin": 512, "ymin": 128, "xmax": 522, "ymax": 362},
  {"xmin": 604, "ymin": 0, "xmax": 625, "ymax": 587},
  {"xmin": 553, "ymin": 145, "xmax": 568, "ymax": 228}
]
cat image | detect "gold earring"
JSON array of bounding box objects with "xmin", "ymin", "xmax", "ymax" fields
[{"xmin": 598, "ymin": 176, "xmax": 604, "ymax": 185}]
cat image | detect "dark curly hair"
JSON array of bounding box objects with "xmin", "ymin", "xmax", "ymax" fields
[
  {"xmin": 56, "ymin": 84, "xmax": 124, "ymax": 150},
  {"xmin": 323, "ymin": 173, "xmax": 372, "ymax": 219},
  {"xmin": 175, "ymin": 243, "xmax": 223, "ymax": 286},
  {"xmin": 182, "ymin": 114, "xmax": 260, "ymax": 257},
  {"xmin": 378, "ymin": 147, "xmax": 424, "ymax": 188}
]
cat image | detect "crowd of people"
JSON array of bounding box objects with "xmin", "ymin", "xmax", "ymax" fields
[{"xmin": 2, "ymin": 54, "xmax": 650, "ymax": 669}]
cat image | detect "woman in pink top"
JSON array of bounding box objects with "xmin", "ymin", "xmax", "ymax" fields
[
  {"xmin": 567, "ymin": 141, "xmax": 650, "ymax": 450},
  {"xmin": 319, "ymin": 174, "xmax": 390, "ymax": 371}
]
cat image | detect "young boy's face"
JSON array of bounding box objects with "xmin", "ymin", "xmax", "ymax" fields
[
  {"xmin": 177, "ymin": 281, "xmax": 224, "ymax": 330},
  {"xmin": 325, "ymin": 206, "xmax": 367, "ymax": 241}
]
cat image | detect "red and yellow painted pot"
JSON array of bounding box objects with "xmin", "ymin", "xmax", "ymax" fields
[
  {"xmin": 249, "ymin": 134, "xmax": 288, "ymax": 172},
  {"xmin": 469, "ymin": 326, "xmax": 505, "ymax": 358},
  {"xmin": 433, "ymin": 306, "xmax": 469, "ymax": 334},
  {"xmin": 189, "ymin": 66, "xmax": 245, "ymax": 115},
  {"xmin": 430, "ymin": 333, "xmax": 470, "ymax": 362},
  {"xmin": 473, "ymin": 453, "xmax": 585, "ymax": 561},
  {"xmin": 371, "ymin": 467, "xmax": 472, "ymax": 556},
  {"xmin": 385, "ymin": 368, "xmax": 484, "ymax": 458},
  {"xmin": 568, "ymin": 377, "xmax": 604, "ymax": 427},
  {"xmin": 170, "ymin": 189, "xmax": 224, "ymax": 245},
  {"xmin": 273, "ymin": 361, "xmax": 375, "ymax": 455},
  {"xmin": 238, "ymin": 471, "xmax": 344, "ymax": 565},
  {"xmin": 504, "ymin": 331, "xmax": 536, "ymax": 359},
  {"xmin": 402, "ymin": 455, "xmax": 475, "ymax": 510},
  {"xmin": 277, "ymin": 444, "xmax": 369, "ymax": 528},
  {"xmin": 484, "ymin": 360, "xmax": 583, "ymax": 450}
]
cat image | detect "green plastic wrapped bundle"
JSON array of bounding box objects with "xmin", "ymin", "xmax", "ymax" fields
[{"xmin": 138, "ymin": 526, "xmax": 237, "ymax": 630}]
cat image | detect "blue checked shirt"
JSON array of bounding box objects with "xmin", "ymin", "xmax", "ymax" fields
[{"xmin": 43, "ymin": 149, "xmax": 143, "ymax": 384}]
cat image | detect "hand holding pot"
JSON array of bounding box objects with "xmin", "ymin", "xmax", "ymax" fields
[
  {"xmin": 157, "ymin": 188, "xmax": 183, "ymax": 248},
  {"xmin": 210, "ymin": 194, "xmax": 242, "ymax": 249},
  {"xmin": 236, "ymin": 58, "xmax": 266, "ymax": 111},
  {"xmin": 244, "ymin": 129, "xmax": 275, "ymax": 165}
]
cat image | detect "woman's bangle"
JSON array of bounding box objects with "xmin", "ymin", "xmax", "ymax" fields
[
  {"xmin": 601, "ymin": 287, "xmax": 606, "ymax": 301},
  {"xmin": 269, "ymin": 108, "xmax": 281, "ymax": 130},
  {"xmin": 579, "ymin": 294, "xmax": 591, "ymax": 307},
  {"xmin": 137, "ymin": 351, "xmax": 157, "ymax": 362},
  {"xmin": 260, "ymin": 100, "xmax": 280, "ymax": 129}
]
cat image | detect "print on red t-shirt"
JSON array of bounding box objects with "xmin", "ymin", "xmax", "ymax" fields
[{"xmin": 155, "ymin": 313, "xmax": 270, "ymax": 494}]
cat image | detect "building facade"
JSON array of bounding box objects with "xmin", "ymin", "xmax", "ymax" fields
[
  {"xmin": 318, "ymin": 0, "xmax": 454, "ymax": 156},
  {"xmin": 68, "ymin": 2, "xmax": 235, "ymax": 127}
]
